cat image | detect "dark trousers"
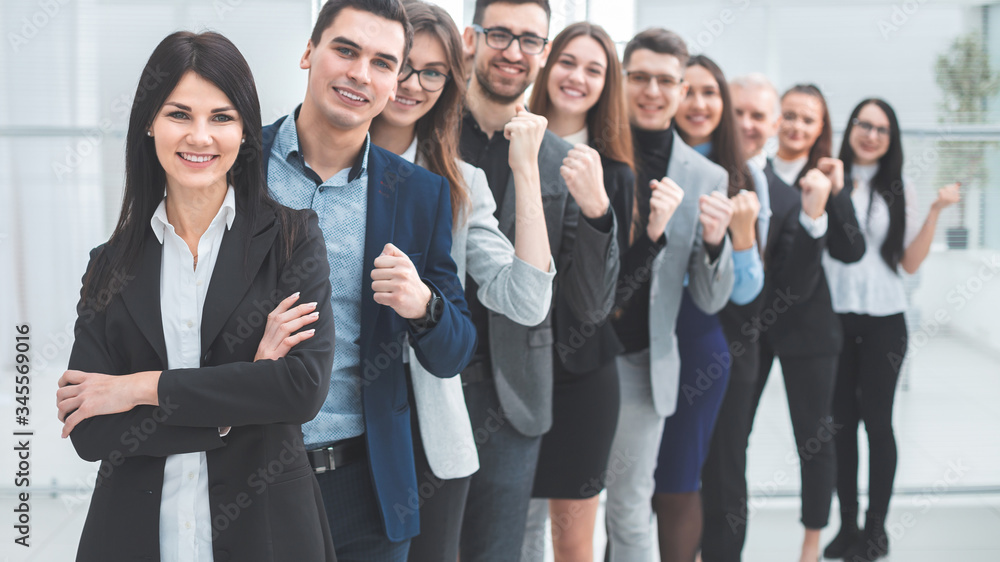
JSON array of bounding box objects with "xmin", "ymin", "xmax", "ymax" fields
[
  {"xmin": 699, "ymin": 337, "xmax": 760, "ymax": 562},
  {"xmin": 750, "ymin": 340, "xmax": 838, "ymax": 530},
  {"xmin": 460, "ymin": 378, "xmax": 542, "ymax": 562},
  {"xmin": 406, "ymin": 397, "xmax": 472, "ymax": 562},
  {"xmin": 833, "ymin": 312, "xmax": 907, "ymax": 518},
  {"xmin": 315, "ymin": 455, "xmax": 410, "ymax": 562}
]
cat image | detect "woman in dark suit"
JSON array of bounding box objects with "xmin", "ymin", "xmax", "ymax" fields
[
  {"xmin": 55, "ymin": 31, "xmax": 336, "ymax": 562},
  {"xmin": 523, "ymin": 21, "xmax": 634, "ymax": 562}
]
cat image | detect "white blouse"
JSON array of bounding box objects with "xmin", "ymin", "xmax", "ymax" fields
[
  {"xmin": 822, "ymin": 163, "xmax": 920, "ymax": 316},
  {"xmin": 151, "ymin": 186, "xmax": 236, "ymax": 562}
]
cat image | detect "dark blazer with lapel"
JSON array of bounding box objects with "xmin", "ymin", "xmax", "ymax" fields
[
  {"xmin": 488, "ymin": 131, "xmax": 620, "ymax": 437},
  {"xmin": 554, "ymin": 156, "xmax": 633, "ymax": 374},
  {"xmin": 263, "ymin": 118, "xmax": 477, "ymax": 541},
  {"xmin": 755, "ymin": 160, "xmax": 866, "ymax": 357},
  {"xmin": 68, "ymin": 204, "xmax": 337, "ymax": 562}
]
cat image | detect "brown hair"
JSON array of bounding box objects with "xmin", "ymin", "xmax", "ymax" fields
[
  {"xmin": 781, "ymin": 83, "xmax": 832, "ymax": 187},
  {"xmin": 403, "ymin": 0, "xmax": 470, "ymax": 225},
  {"xmin": 623, "ymin": 28, "xmax": 689, "ymax": 67},
  {"xmin": 310, "ymin": 0, "xmax": 414, "ymax": 62},
  {"xmin": 472, "ymin": 0, "xmax": 551, "ymax": 25},
  {"xmin": 529, "ymin": 22, "xmax": 634, "ymax": 170}
]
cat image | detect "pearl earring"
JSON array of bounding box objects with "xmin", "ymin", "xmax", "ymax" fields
[
  {"xmin": 241, "ymin": 138, "xmax": 245, "ymax": 144},
  {"xmin": 146, "ymin": 130, "xmax": 153, "ymax": 137}
]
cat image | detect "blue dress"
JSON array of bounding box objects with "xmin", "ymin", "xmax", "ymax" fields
[{"xmin": 653, "ymin": 142, "xmax": 764, "ymax": 494}]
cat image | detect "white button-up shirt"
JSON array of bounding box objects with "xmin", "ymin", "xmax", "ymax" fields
[{"xmin": 150, "ymin": 186, "xmax": 236, "ymax": 562}]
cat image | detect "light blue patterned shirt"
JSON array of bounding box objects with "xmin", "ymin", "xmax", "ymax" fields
[{"xmin": 267, "ymin": 109, "xmax": 369, "ymax": 447}]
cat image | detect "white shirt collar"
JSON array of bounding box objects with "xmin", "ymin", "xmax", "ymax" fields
[
  {"xmin": 150, "ymin": 185, "xmax": 237, "ymax": 244},
  {"xmin": 561, "ymin": 126, "xmax": 589, "ymax": 147},
  {"xmin": 400, "ymin": 136, "xmax": 418, "ymax": 164}
]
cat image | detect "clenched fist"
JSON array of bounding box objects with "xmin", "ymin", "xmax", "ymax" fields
[
  {"xmin": 729, "ymin": 190, "xmax": 761, "ymax": 251},
  {"xmin": 699, "ymin": 191, "xmax": 734, "ymax": 248},
  {"xmin": 506, "ymin": 104, "xmax": 547, "ymax": 176},
  {"xmin": 646, "ymin": 177, "xmax": 684, "ymax": 242},
  {"xmin": 371, "ymin": 243, "xmax": 432, "ymax": 320},
  {"xmin": 561, "ymin": 143, "xmax": 611, "ymax": 219},
  {"xmin": 932, "ymin": 182, "xmax": 961, "ymax": 211},
  {"xmin": 816, "ymin": 157, "xmax": 844, "ymax": 195},
  {"xmin": 800, "ymin": 168, "xmax": 833, "ymax": 220}
]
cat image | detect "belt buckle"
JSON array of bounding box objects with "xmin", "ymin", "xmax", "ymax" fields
[{"xmin": 326, "ymin": 447, "xmax": 338, "ymax": 471}]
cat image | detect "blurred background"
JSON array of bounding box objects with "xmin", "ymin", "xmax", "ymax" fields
[{"xmin": 1, "ymin": 0, "xmax": 998, "ymax": 559}]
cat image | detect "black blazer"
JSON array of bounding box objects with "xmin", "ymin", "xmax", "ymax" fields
[
  {"xmin": 553, "ymin": 156, "xmax": 633, "ymax": 374},
  {"xmin": 67, "ymin": 203, "xmax": 337, "ymax": 562},
  {"xmin": 752, "ymin": 160, "xmax": 865, "ymax": 358}
]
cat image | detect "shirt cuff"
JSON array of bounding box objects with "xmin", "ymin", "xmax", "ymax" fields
[
  {"xmin": 732, "ymin": 245, "xmax": 759, "ymax": 269},
  {"xmin": 799, "ymin": 210, "xmax": 828, "ymax": 239},
  {"xmin": 582, "ymin": 205, "xmax": 613, "ymax": 233},
  {"xmin": 219, "ymin": 426, "xmax": 231, "ymax": 437}
]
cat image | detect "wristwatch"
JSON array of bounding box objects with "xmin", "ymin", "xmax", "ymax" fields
[{"xmin": 409, "ymin": 285, "xmax": 443, "ymax": 332}]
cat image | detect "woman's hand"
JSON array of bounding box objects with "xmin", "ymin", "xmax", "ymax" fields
[
  {"xmin": 817, "ymin": 157, "xmax": 844, "ymax": 195},
  {"xmin": 931, "ymin": 182, "xmax": 961, "ymax": 212},
  {"xmin": 561, "ymin": 144, "xmax": 611, "ymax": 219},
  {"xmin": 255, "ymin": 292, "xmax": 319, "ymax": 361},
  {"xmin": 647, "ymin": 177, "xmax": 684, "ymax": 242},
  {"xmin": 699, "ymin": 191, "xmax": 735, "ymax": 248},
  {"xmin": 56, "ymin": 370, "xmax": 160, "ymax": 438},
  {"xmin": 729, "ymin": 190, "xmax": 761, "ymax": 251}
]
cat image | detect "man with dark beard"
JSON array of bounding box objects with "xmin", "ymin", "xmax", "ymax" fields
[{"xmin": 456, "ymin": 1, "xmax": 621, "ymax": 560}]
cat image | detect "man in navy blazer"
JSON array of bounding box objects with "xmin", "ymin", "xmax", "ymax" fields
[{"xmin": 261, "ymin": 0, "xmax": 476, "ymax": 559}]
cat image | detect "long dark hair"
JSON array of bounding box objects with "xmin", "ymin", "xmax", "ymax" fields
[
  {"xmin": 781, "ymin": 84, "xmax": 832, "ymax": 187},
  {"xmin": 679, "ymin": 55, "xmax": 752, "ymax": 197},
  {"xmin": 839, "ymin": 98, "xmax": 906, "ymax": 272},
  {"xmin": 82, "ymin": 31, "xmax": 302, "ymax": 310},
  {"xmin": 402, "ymin": 0, "xmax": 470, "ymax": 226},
  {"xmin": 529, "ymin": 21, "xmax": 634, "ymax": 170}
]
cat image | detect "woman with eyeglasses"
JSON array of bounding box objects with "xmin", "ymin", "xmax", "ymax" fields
[
  {"xmin": 821, "ymin": 99, "xmax": 960, "ymax": 562},
  {"xmin": 648, "ymin": 54, "xmax": 764, "ymax": 562},
  {"xmin": 749, "ymin": 83, "xmax": 866, "ymax": 562},
  {"xmin": 518, "ymin": 21, "xmax": 634, "ymax": 562},
  {"xmin": 368, "ymin": 2, "xmax": 555, "ymax": 560}
]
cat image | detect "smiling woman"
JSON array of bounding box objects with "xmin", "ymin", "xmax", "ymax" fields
[{"xmin": 59, "ymin": 30, "xmax": 337, "ymax": 562}]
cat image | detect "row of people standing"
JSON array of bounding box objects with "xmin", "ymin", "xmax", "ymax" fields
[{"xmin": 57, "ymin": 0, "xmax": 962, "ymax": 561}]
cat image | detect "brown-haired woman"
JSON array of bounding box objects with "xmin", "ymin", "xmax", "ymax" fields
[
  {"xmin": 520, "ymin": 21, "xmax": 634, "ymax": 562},
  {"xmin": 368, "ymin": 1, "xmax": 555, "ymax": 560}
]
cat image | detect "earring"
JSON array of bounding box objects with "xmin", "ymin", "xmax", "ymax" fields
[
  {"xmin": 146, "ymin": 130, "xmax": 153, "ymax": 137},
  {"xmin": 241, "ymin": 138, "xmax": 245, "ymax": 144}
]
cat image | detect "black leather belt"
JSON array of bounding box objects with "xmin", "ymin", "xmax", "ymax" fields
[
  {"xmin": 460, "ymin": 361, "xmax": 492, "ymax": 386},
  {"xmin": 307, "ymin": 436, "xmax": 365, "ymax": 473}
]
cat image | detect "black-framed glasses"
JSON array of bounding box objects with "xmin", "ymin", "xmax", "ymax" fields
[
  {"xmin": 624, "ymin": 70, "xmax": 682, "ymax": 89},
  {"xmin": 472, "ymin": 24, "xmax": 548, "ymax": 55},
  {"xmin": 398, "ymin": 64, "xmax": 451, "ymax": 92},
  {"xmin": 852, "ymin": 118, "xmax": 890, "ymax": 138}
]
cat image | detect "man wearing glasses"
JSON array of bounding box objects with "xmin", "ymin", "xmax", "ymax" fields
[
  {"xmin": 457, "ymin": 1, "xmax": 621, "ymax": 560},
  {"xmin": 604, "ymin": 28, "xmax": 735, "ymax": 561}
]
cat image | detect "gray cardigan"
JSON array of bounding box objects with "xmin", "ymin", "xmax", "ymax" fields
[{"xmin": 407, "ymin": 155, "xmax": 556, "ymax": 479}]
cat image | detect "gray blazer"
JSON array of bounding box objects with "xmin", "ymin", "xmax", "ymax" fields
[
  {"xmin": 648, "ymin": 132, "xmax": 735, "ymax": 417},
  {"xmin": 489, "ymin": 131, "xmax": 620, "ymax": 437},
  {"xmin": 408, "ymin": 159, "xmax": 556, "ymax": 478}
]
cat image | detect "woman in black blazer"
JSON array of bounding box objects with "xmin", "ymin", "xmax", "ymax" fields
[{"xmin": 55, "ymin": 32, "xmax": 336, "ymax": 562}]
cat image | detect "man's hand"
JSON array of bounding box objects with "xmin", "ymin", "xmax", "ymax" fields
[
  {"xmin": 371, "ymin": 243, "xmax": 432, "ymax": 320},
  {"xmin": 800, "ymin": 168, "xmax": 833, "ymax": 219},
  {"xmin": 729, "ymin": 190, "xmax": 761, "ymax": 251},
  {"xmin": 646, "ymin": 177, "xmax": 684, "ymax": 242},
  {"xmin": 506, "ymin": 104, "xmax": 547, "ymax": 175},
  {"xmin": 561, "ymin": 144, "xmax": 611, "ymax": 219},
  {"xmin": 817, "ymin": 157, "xmax": 844, "ymax": 195},
  {"xmin": 255, "ymin": 292, "xmax": 319, "ymax": 361},
  {"xmin": 699, "ymin": 191, "xmax": 734, "ymax": 248}
]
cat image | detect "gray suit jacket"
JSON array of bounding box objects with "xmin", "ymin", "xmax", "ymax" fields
[
  {"xmin": 648, "ymin": 132, "xmax": 735, "ymax": 417},
  {"xmin": 489, "ymin": 131, "xmax": 620, "ymax": 437},
  {"xmin": 408, "ymin": 160, "xmax": 556, "ymax": 478}
]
